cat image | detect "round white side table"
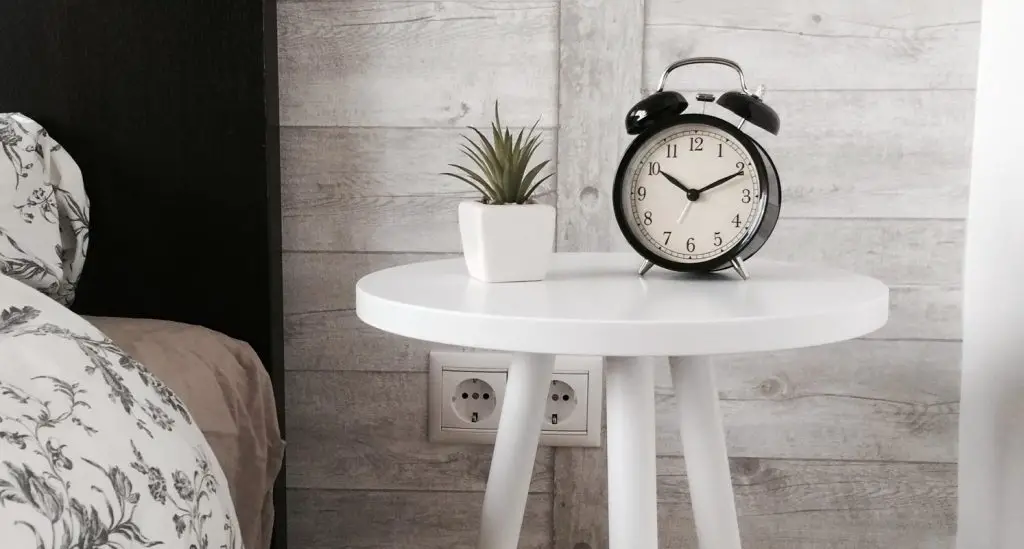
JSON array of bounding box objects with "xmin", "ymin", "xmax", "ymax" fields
[{"xmin": 355, "ymin": 252, "xmax": 889, "ymax": 549}]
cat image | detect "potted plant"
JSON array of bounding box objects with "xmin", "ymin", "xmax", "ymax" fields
[{"xmin": 442, "ymin": 102, "xmax": 556, "ymax": 283}]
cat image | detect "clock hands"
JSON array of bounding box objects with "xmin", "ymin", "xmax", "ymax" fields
[
  {"xmin": 660, "ymin": 171, "xmax": 701, "ymax": 202},
  {"xmin": 662, "ymin": 165, "xmax": 748, "ymax": 225},
  {"xmin": 695, "ymin": 167, "xmax": 746, "ymax": 194},
  {"xmin": 675, "ymin": 200, "xmax": 692, "ymax": 224}
]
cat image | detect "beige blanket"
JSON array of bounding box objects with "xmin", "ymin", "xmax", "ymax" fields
[{"xmin": 85, "ymin": 316, "xmax": 285, "ymax": 549}]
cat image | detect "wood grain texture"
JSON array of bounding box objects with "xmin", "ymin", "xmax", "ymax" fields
[
  {"xmin": 282, "ymin": 126, "xmax": 557, "ymax": 199},
  {"xmin": 739, "ymin": 90, "xmax": 973, "ymax": 219},
  {"xmin": 285, "ymin": 371, "xmax": 554, "ymax": 491},
  {"xmin": 282, "ymin": 252, "xmax": 452, "ymax": 314},
  {"xmin": 644, "ymin": 0, "xmax": 979, "ymax": 91},
  {"xmin": 869, "ymin": 285, "xmax": 961, "ymax": 341},
  {"xmin": 278, "ymin": 0, "xmax": 558, "ymax": 127},
  {"xmin": 283, "ymin": 191, "xmax": 556, "ymax": 253},
  {"xmin": 656, "ymin": 457, "xmax": 955, "ymax": 548},
  {"xmin": 288, "ymin": 489, "xmax": 553, "ymax": 549},
  {"xmin": 286, "ymin": 309, "xmax": 467, "ymax": 372},
  {"xmin": 552, "ymin": 417, "xmax": 608, "ymax": 549},
  {"xmin": 651, "ymin": 339, "xmax": 960, "ymax": 462},
  {"xmin": 756, "ymin": 218, "xmax": 963, "ymax": 286},
  {"xmin": 555, "ymin": 0, "xmax": 644, "ymax": 252}
]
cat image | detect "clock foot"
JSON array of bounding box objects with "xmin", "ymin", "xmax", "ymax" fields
[
  {"xmin": 730, "ymin": 257, "xmax": 749, "ymax": 280},
  {"xmin": 638, "ymin": 260, "xmax": 654, "ymax": 276}
]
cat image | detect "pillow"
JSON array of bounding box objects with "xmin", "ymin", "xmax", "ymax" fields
[{"xmin": 0, "ymin": 113, "xmax": 90, "ymax": 305}]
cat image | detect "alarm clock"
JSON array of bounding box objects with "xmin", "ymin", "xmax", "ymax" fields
[{"xmin": 612, "ymin": 57, "xmax": 782, "ymax": 280}]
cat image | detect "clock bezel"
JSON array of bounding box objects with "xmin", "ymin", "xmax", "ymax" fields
[{"xmin": 612, "ymin": 112, "xmax": 780, "ymax": 273}]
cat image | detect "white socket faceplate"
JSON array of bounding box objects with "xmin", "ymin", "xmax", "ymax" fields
[{"xmin": 428, "ymin": 351, "xmax": 603, "ymax": 447}]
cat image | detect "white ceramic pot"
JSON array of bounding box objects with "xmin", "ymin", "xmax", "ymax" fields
[{"xmin": 458, "ymin": 200, "xmax": 556, "ymax": 283}]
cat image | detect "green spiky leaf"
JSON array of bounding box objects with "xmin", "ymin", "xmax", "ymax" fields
[{"xmin": 439, "ymin": 101, "xmax": 554, "ymax": 205}]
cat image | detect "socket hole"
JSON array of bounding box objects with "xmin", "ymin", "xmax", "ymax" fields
[
  {"xmin": 452, "ymin": 378, "xmax": 497, "ymax": 424},
  {"xmin": 545, "ymin": 380, "xmax": 578, "ymax": 426}
]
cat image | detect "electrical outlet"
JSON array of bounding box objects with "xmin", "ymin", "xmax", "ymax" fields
[{"xmin": 428, "ymin": 351, "xmax": 603, "ymax": 447}]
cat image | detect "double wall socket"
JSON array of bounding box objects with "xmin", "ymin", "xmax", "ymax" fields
[{"xmin": 428, "ymin": 351, "xmax": 603, "ymax": 447}]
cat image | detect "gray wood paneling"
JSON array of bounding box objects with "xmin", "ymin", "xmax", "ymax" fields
[
  {"xmin": 870, "ymin": 285, "xmax": 961, "ymax": 341},
  {"xmin": 657, "ymin": 457, "xmax": 956, "ymax": 549},
  {"xmin": 555, "ymin": 0, "xmax": 644, "ymax": 252},
  {"xmin": 286, "ymin": 310, "xmax": 465, "ymax": 372},
  {"xmin": 644, "ymin": 0, "xmax": 979, "ymax": 92},
  {"xmin": 282, "ymin": 252, "xmax": 450, "ymax": 314},
  {"xmin": 737, "ymin": 90, "xmax": 973, "ymax": 220},
  {"xmin": 289, "ymin": 490, "xmax": 553, "ymax": 549},
  {"xmin": 286, "ymin": 371, "xmax": 554, "ymax": 491},
  {"xmin": 281, "ymin": 127, "xmax": 557, "ymax": 199},
  {"xmin": 754, "ymin": 219, "xmax": 964, "ymax": 286},
  {"xmin": 277, "ymin": 0, "xmax": 559, "ymax": 128},
  {"xmin": 651, "ymin": 340, "xmax": 960, "ymax": 462}
]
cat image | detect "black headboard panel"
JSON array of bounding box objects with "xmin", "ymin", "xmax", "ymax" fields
[{"xmin": 0, "ymin": 1, "xmax": 285, "ymax": 547}]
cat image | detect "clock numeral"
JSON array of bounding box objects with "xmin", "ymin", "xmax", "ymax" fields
[
  {"xmin": 648, "ymin": 162, "xmax": 661, "ymax": 176},
  {"xmin": 637, "ymin": 186, "xmax": 647, "ymax": 201},
  {"xmin": 662, "ymin": 231, "xmax": 672, "ymax": 245},
  {"xmin": 741, "ymin": 188, "xmax": 752, "ymax": 203},
  {"xmin": 718, "ymin": 143, "xmax": 723, "ymax": 158},
  {"xmin": 643, "ymin": 211, "xmax": 653, "ymax": 225},
  {"xmin": 686, "ymin": 237, "xmax": 696, "ymax": 253},
  {"xmin": 732, "ymin": 214, "xmax": 742, "ymax": 228},
  {"xmin": 666, "ymin": 144, "xmax": 678, "ymax": 158},
  {"xmin": 736, "ymin": 161, "xmax": 745, "ymax": 172},
  {"xmin": 689, "ymin": 137, "xmax": 704, "ymax": 151},
  {"xmin": 713, "ymin": 232, "xmax": 722, "ymax": 247}
]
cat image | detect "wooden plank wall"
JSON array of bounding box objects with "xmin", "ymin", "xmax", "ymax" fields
[
  {"xmin": 277, "ymin": 0, "xmax": 559, "ymax": 547},
  {"xmin": 278, "ymin": 0, "xmax": 980, "ymax": 547}
]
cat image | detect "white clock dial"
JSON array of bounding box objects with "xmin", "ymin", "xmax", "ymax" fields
[{"xmin": 621, "ymin": 123, "xmax": 763, "ymax": 264}]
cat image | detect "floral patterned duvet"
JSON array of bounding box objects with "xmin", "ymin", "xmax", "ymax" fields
[{"xmin": 0, "ymin": 113, "xmax": 242, "ymax": 548}]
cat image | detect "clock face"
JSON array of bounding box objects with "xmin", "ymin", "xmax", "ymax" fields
[{"xmin": 618, "ymin": 121, "xmax": 765, "ymax": 265}]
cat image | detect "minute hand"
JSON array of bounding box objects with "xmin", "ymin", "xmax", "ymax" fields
[{"xmin": 696, "ymin": 168, "xmax": 745, "ymax": 194}]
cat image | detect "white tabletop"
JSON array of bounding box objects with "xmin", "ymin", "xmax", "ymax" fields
[{"xmin": 355, "ymin": 252, "xmax": 889, "ymax": 357}]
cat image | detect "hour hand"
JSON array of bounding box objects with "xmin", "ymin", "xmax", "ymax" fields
[{"xmin": 660, "ymin": 171, "xmax": 693, "ymax": 193}]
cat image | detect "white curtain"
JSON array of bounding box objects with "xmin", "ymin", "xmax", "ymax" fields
[{"xmin": 958, "ymin": 0, "xmax": 1024, "ymax": 546}]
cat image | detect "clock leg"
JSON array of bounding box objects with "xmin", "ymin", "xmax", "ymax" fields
[
  {"xmin": 669, "ymin": 356, "xmax": 742, "ymax": 549},
  {"xmin": 605, "ymin": 356, "xmax": 659, "ymax": 549},
  {"xmin": 730, "ymin": 257, "xmax": 749, "ymax": 280},
  {"xmin": 477, "ymin": 352, "xmax": 554, "ymax": 549},
  {"xmin": 638, "ymin": 259, "xmax": 654, "ymax": 276}
]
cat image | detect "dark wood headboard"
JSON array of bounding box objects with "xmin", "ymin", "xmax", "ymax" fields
[{"xmin": 0, "ymin": 1, "xmax": 286, "ymax": 547}]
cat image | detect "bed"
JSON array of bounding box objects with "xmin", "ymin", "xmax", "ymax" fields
[{"xmin": 0, "ymin": 2, "xmax": 286, "ymax": 549}]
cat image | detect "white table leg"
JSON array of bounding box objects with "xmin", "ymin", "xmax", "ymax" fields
[
  {"xmin": 669, "ymin": 356, "xmax": 742, "ymax": 549},
  {"xmin": 605, "ymin": 356, "xmax": 659, "ymax": 549},
  {"xmin": 477, "ymin": 352, "xmax": 554, "ymax": 549}
]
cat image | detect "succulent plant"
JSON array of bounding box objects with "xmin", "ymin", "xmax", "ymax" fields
[{"xmin": 442, "ymin": 101, "xmax": 553, "ymax": 205}]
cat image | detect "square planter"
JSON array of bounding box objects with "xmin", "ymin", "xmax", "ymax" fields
[{"xmin": 458, "ymin": 200, "xmax": 556, "ymax": 282}]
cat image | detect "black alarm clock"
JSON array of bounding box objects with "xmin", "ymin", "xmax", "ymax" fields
[{"xmin": 612, "ymin": 57, "xmax": 782, "ymax": 280}]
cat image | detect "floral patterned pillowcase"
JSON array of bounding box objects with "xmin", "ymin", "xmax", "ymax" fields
[{"xmin": 0, "ymin": 113, "xmax": 90, "ymax": 305}]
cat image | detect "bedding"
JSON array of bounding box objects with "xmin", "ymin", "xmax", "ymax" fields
[
  {"xmin": 0, "ymin": 274, "xmax": 243, "ymax": 548},
  {"xmin": 0, "ymin": 113, "xmax": 244, "ymax": 548},
  {"xmin": 83, "ymin": 316, "xmax": 284, "ymax": 549},
  {"xmin": 0, "ymin": 113, "xmax": 89, "ymax": 306}
]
